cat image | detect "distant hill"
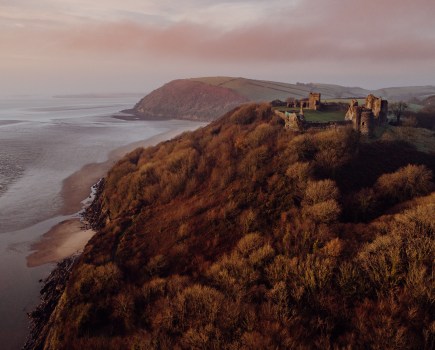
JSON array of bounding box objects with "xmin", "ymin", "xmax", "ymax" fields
[
  {"xmin": 372, "ymin": 87, "xmax": 435, "ymax": 102},
  {"xmin": 190, "ymin": 77, "xmax": 371, "ymax": 101},
  {"xmin": 126, "ymin": 77, "xmax": 435, "ymax": 121},
  {"xmin": 125, "ymin": 79, "xmax": 249, "ymax": 121},
  {"xmin": 422, "ymin": 95, "xmax": 435, "ymax": 111}
]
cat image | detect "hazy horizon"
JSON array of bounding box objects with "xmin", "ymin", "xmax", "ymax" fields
[{"xmin": 1, "ymin": 0, "xmax": 435, "ymax": 96}]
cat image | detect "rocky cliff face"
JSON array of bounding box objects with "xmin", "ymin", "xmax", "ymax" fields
[{"xmin": 128, "ymin": 79, "xmax": 249, "ymax": 121}]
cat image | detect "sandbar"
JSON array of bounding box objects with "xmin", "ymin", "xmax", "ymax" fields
[{"xmin": 27, "ymin": 219, "xmax": 93, "ymax": 267}]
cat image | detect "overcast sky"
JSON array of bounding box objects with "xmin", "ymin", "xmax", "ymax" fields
[{"xmin": 1, "ymin": 0, "xmax": 435, "ymax": 95}]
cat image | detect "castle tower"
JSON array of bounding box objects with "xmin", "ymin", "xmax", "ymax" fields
[
  {"xmin": 365, "ymin": 94, "xmax": 388, "ymax": 125},
  {"xmin": 365, "ymin": 94, "xmax": 377, "ymax": 110},
  {"xmin": 308, "ymin": 92, "xmax": 321, "ymax": 110},
  {"xmin": 345, "ymin": 100, "xmax": 360, "ymax": 128},
  {"xmin": 360, "ymin": 110, "xmax": 374, "ymax": 136}
]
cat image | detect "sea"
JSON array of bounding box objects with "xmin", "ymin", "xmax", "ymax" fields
[{"xmin": 0, "ymin": 95, "xmax": 202, "ymax": 349}]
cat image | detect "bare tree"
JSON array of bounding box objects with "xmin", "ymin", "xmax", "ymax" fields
[{"xmin": 390, "ymin": 101, "xmax": 408, "ymax": 124}]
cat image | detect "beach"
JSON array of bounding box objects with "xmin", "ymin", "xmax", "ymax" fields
[{"xmin": 26, "ymin": 219, "xmax": 94, "ymax": 267}]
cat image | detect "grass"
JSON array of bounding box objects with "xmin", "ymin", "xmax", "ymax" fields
[
  {"xmin": 324, "ymin": 98, "xmax": 365, "ymax": 105},
  {"xmin": 407, "ymin": 103, "xmax": 424, "ymax": 112},
  {"xmin": 272, "ymin": 107, "xmax": 345, "ymax": 122},
  {"xmin": 190, "ymin": 77, "xmax": 370, "ymax": 102},
  {"xmin": 379, "ymin": 125, "xmax": 435, "ymax": 153}
]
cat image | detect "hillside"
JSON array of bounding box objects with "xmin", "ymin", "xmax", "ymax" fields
[
  {"xmin": 125, "ymin": 79, "xmax": 249, "ymax": 121},
  {"xmin": 407, "ymin": 95, "xmax": 435, "ymax": 130},
  {"xmin": 34, "ymin": 104, "xmax": 435, "ymax": 349},
  {"xmin": 423, "ymin": 95, "xmax": 435, "ymax": 111},
  {"xmin": 190, "ymin": 77, "xmax": 371, "ymax": 101},
  {"xmin": 192, "ymin": 77, "xmax": 435, "ymax": 102},
  {"xmin": 127, "ymin": 77, "xmax": 435, "ymax": 122}
]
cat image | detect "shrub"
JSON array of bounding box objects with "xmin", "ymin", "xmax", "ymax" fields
[
  {"xmin": 265, "ymin": 255, "xmax": 293, "ymax": 285},
  {"xmin": 239, "ymin": 209, "xmax": 257, "ymax": 234},
  {"xmin": 236, "ymin": 233, "xmax": 264, "ymax": 258},
  {"xmin": 246, "ymin": 123, "xmax": 276, "ymax": 148},
  {"xmin": 208, "ymin": 254, "xmax": 259, "ymax": 297},
  {"xmin": 357, "ymin": 234, "xmax": 403, "ymax": 291},
  {"xmin": 239, "ymin": 145, "xmax": 269, "ymax": 178},
  {"xmin": 145, "ymin": 255, "xmax": 167, "ymax": 277},
  {"xmin": 302, "ymin": 199, "xmax": 341, "ymax": 224},
  {"xmin": 288, "ymin": 134, "xmax": 317, "ymax": 161},
  {"xmin": 248, "ymin": 244, "xmax": 275, "ymax": 269},
  {"xmin": 375, "ymin": 164, "xmax": 433, "ymax": 203},
  {"xmin": 173, "ymin": 285, "xmax": 224, "ymax": 329},
  {"xmin": 73, "ymin": 263, "xmax": 122, "ymax": 300},
  {"xmin": 230, "ymin": 104, "xmax": 258, "ymax": 125},
  {"xmin": 303, "ymin": 179, "xmax": 339, "ymax": 206}
]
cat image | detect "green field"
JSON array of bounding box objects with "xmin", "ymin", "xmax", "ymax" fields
[
  {"xmin": 189, "ymin": 77, "xmax": 435, "ymax": 106},
  {"xmin": 273, "ymin": 107, "xmax": 345, "ymax": 122},
  {"xmin": 323, "ymin": 98, "xmax": 365, "ymax": 105},
  {"xmin": 190, "ymin": 77, "xmax": 373, "ymax": 102}
]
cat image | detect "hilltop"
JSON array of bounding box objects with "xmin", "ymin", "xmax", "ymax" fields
[
  {"xmin": 124, "ymin": 79, "xmax": 249, "ymax": 121},
  {"xmin": 33, "ymin": 104, "xmax": 435, "ymax": 349},
  {"xmin": 125, "ymin": 77, "xmax": 435, "ymax": 121}
]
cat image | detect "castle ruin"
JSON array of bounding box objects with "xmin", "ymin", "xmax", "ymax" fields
[
  {"xmin": 275, "ymin": 92, "xmax": 388, "ymax": 135},
  {"xmin": 308, "ymin": 93, "xmax": 321, "ymax": 110},
  {"xmin": 365, "ymin": 94, "xmax": 388, "ymax": 124},
  {"xmin": 287, "ymin": 92, "xmax": 322, "ymax": 110},
  {"xmin": 345, "ymin": 95, "xmax": 388, "ymax": 136}
]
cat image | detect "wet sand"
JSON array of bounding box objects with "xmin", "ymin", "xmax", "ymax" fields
[
  {"xmin": 26, "ymin": 219, "xmax": 93, "ymax": 267},
  {"xmin": 27, "ymin": 123, "xmax": 204, "ymax": 267}
]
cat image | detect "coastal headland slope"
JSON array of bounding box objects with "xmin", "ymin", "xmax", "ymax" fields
[{"xmin": 35, "ymin": 103, "xmax": 435, "ymax": 349}]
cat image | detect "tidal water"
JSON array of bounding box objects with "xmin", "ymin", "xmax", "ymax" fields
[{"xmin": 0, "ymin": 95, "xmax": 202, "ymax": 349}]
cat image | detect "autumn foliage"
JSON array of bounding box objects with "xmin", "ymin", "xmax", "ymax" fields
[{"xmin": 42, "ymin": 104, "xmax": 434, "ymax": 349}]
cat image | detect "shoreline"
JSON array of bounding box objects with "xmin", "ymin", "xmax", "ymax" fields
[
  {"xmin": 59, "ymin": 124, "xmax": 203, "ymax": 215},
  {"xmin": 27, "ymin": 121, "xmax": 206, "ymax": 268},
  {"xmin": 26, "ymin": 219, "xmax": 94, "ymax": 268}
]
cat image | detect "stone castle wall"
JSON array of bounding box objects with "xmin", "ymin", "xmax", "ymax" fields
[{"xmin": 345, "ymin": 95, "xmax": 388, "ymax": 136}]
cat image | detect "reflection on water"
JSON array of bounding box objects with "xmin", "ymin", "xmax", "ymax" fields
[{"xmin": 0, "ymin": 117, "xmax": 169, "ymax": 233}]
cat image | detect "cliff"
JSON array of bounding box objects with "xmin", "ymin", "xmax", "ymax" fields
[{"xmin": 39, "ymin": 104, "xmax": 434, "ymax": 349}]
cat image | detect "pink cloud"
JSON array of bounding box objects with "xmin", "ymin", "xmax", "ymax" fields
[
  {"xmin": 58, "ymin": 17, "xmax": 435, "ymax": 64},
  {"xmin": 2, "ymin": 0, "xmax": 434, "ymax": 64},
  {"xmin": 1, "ymin": 0, "xmax": 434, "ymax": 94}
]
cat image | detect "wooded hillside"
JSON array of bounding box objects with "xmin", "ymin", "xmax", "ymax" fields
[{"xmin": 42, "ymin": 104, "xmax": 434, "ymax": 349}]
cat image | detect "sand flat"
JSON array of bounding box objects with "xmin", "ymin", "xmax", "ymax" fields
[{"xmin": 26, "ymin": 219, "xmax": 94, "ymax": 267}]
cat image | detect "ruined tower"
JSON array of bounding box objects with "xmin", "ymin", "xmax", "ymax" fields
[
  {"xmin": 365, "ymin": 94, "xmax": 388, "ymax": 124},
  {"xmin": 360, "ymin": 110, "xmax": 374, "ymax": 135},
  {"xmin": 345, "ymin": 98, "xmax": 375, "ymax": 136},
  {"xmin": 308, "ymin": 93, "xmax": 321, "ymax": 110}
]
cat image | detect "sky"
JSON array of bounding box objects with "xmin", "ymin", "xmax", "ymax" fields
[{"xmin": 1, "ymin": 0, "xmax": 435, "ymax": 95}]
